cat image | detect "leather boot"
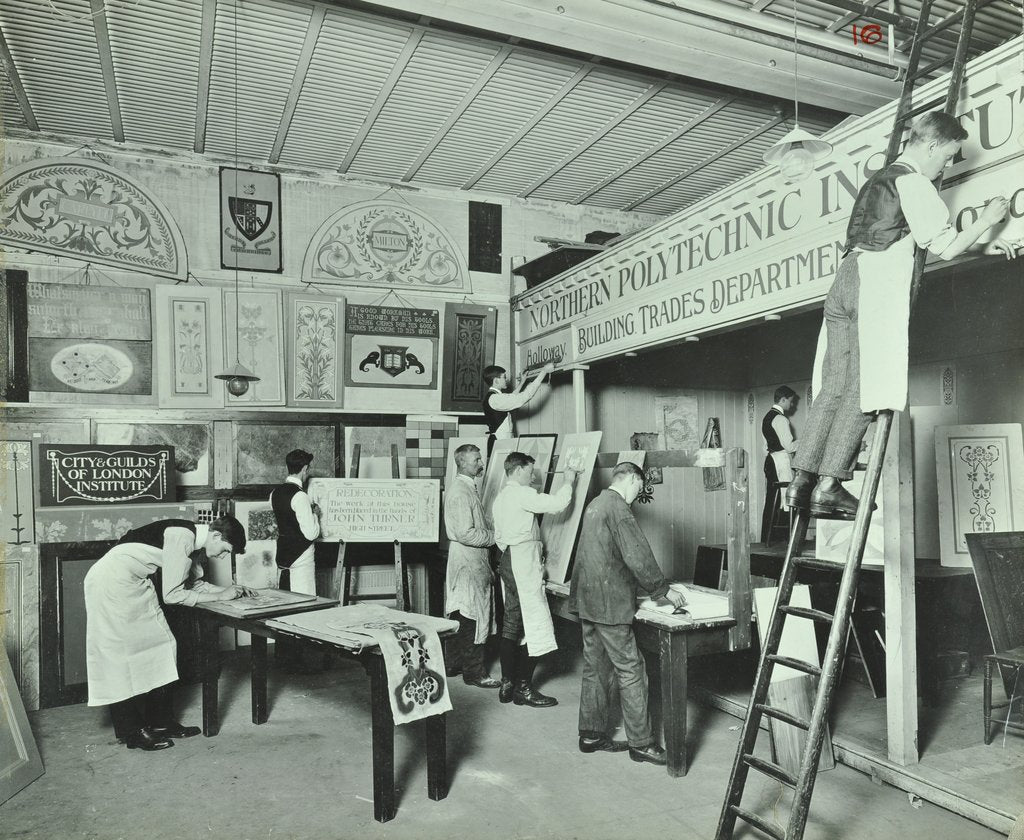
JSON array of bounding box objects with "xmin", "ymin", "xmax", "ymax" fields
[
  {"xmin": 498, "ymin": 678, "xmax": 515, "ymax": 704},
  {"xmin": 810, "ymin": 478, "xmax": 876, "ymax": 518},
  {"xmin": 784, "ymin": 469, "xmax": 816, "ymax": 509},
  {"xmin": 124, "ymin": 727, "xmax": 174, "ymax": 751},
  {"xmin": 512, "ymin": 681, "xmax": 558, "ymax": 707}
]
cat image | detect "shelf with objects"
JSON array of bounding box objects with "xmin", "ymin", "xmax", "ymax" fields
[{"xmin": 509, "ymin": 37, "xmax": 1024, "ymax": 835}]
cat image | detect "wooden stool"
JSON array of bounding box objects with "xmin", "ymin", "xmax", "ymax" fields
[
  {"xmin": 764, "ymin": 481, "xmax": 793, "ymax": 548},
  {"xmin": 983, "ymin": 647, "xmax": 1024, "ymax": 744}
]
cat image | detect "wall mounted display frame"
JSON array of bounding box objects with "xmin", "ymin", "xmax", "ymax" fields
[
  {"xmin": 440, "ymin": 301, "xmax": 497, "ymax": 413},
  {"xmin": 285, "ymin": 291, "xmax": 344, "ymax": 409},
  {"xmin": 224, "ymin": 288, "xmax": 286, "ymax": 406},
  {"xmin": 344, "ymin": 304, "xmax": 439, "ymax": 390},
  {"xmin": 219, "ymin": 167, "xmax": 282, "ymax": 273},
  {"xmin": 1, "ymin": 269, "xmax": 29, "ymax": 402},
  {"xmin": 1, "ymin": 441, "xmax": 35, "ymax": 544},
  {"xmin": 153, "ymin": 285, "xmax": 225, "ymax": 409},
  {"xmin": 95, "ymin": 421, "xmax": 213, "ymax": 494},
  {"xmin": 232, "ymin": 421, "xmax": 340, "ymax": 496}
]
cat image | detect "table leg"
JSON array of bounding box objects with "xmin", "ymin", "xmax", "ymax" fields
[
  {"xmin": 659, "ymin": 631, "xmax": 688, "ymax": 777},
  {"xmin": 983, "ymin": 659, "xmax": 993, "ymax": 745},
  {"xmin": 366, "ymin": 655, "xmax": 397, "ymax": 822},
  {"xmin": 426, "ymin": 712, "xmax": 448, "ymax": 801},
  {"xmin": 252, "ymin": 635, "xmax": 269, "ymax": 725},
  {"xmin": 200, "ymin": 616, "xmax": 221, "ymax": 737}
]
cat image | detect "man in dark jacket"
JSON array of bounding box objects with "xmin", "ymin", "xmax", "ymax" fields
[{"xmin": 569, "ymin": 462, "xmax": 686, "ymax": 766}]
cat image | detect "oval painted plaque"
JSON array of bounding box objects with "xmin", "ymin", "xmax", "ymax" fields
[{"xmin": 49, "ymin": 342, "xmax": 134, "ymax": 391}]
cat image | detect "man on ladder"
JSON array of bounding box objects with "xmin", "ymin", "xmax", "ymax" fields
[{"xmin": 786, "ymin": 111, "xmax": 1018, "ymax": 518}]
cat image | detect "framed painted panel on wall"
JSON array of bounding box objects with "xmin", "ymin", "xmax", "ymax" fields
[
  {"xmin": 344, "ymin": 304, "xmax": 438, "ymax": 390},
  {"xmin": 284, "ymin": 291, "xmax": 344, "ymax": 409},
  {"xmin": 224, "ymin": 288, "xmax": 286, "ymax": 406},
  {"xmin": 154, "ymin": 285, "xmax": 225, "ymax": 409},
  {"xmin": 935, "ymin": 424, "xmax": 1024, "ymax": 568},
  {"xmin": 0, "ymin": 441, "xmax": 34, "ymax": 545},
  {"xmin": 95, "ymin": 421, "xmax": 213, "ymax": 495},
  {"xmin": 233, "ymin": 422, "xmax": 340, "ymax": 493},
  {"xmin": 441, "ymin": 302, "xmax": 497, "ymax": 413},
  {"xmin": 219, "ymin": 167, "xmax": 282, "ymax": 273}
]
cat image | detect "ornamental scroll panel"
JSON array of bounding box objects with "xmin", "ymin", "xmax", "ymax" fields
[
  {"xmin": 441, "ymin": 302, "xmax": 496, "ymax": 413},
  {"xmin": 935, "ymin": 423, "xmax": 1024, "ymax": 568},
  {"xmin": 302, "ymin": 200, "xmax": 471, "ymax": 293},
  {"xmin": 0, "ymin": 158, "xmax": 187, "ymax": 280}
]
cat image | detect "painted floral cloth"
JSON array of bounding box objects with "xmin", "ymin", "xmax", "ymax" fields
[{"xmin": 269, "ymin": 605, "xmax": 457, "ymax": 724}]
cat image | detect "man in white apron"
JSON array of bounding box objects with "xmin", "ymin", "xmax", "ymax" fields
[
  {"xmin": 84, "ymin": 516, "xmax": 255, "ymax": 751},
  {"xmin": 760, "ymin": 385, "xmax": 799, "ymax": 542},
  {"xmin": 787, "ymin": 111, "xmax": 1019, "ymax": 517},
  {"xmin": 492, "ymin": 450, "xmax": 578, "ymax": 707}
]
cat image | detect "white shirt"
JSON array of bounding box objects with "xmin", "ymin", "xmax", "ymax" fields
[
  {"xmin": 492, "ymin": 482, "xmax": 572, "ymax": 551},
  {"xmin": 271, "ymin": 475, "xmax": 320, "ymax": 541},
  {"xmin": 768, "ymin": 405, "xmax": 797, "ymax": 455},
  {"xmin": 893, "ymin": 155, "xmax": 958, "ymax": 259}
]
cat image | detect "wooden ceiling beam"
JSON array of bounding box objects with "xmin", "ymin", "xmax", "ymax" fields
[
  {"xmin": 624, "ymin": 115, "xmax": 785, "ymax": 212},
  {"xmin": 460, "ymin": 63, "xmax": 592, "ymax": 190},
  {"xmin": 0, "ymin": 28, "xmax": 38, "ymax": 131},
  {"xmin": 337, "ymin": 27, "xmax": 425, "ymax": 173},
  {"xmin": 268, "ymin": 5, "xmax": 325, "ymax": 164},
  {"xmin": 193, "ymin": 0, "xmax": 217, "ymax": 153},
  {"xmin": 89, "ymin": 0, "xmax": 124, "ymax": 142},
  {"xmin": 572, "ymin": 94, "xmax": 735, "ymax": 204}
]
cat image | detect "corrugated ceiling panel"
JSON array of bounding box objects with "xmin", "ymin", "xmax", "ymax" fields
[
  {"xmin": 106, "ymin": 0, "xmax": 203, "ymax": 148},
  {"xmin": 1, "ymin": 72, "xmax": 27, "ymax": 132},
  {"xmin": 347, "ymin": 32, "xmax": 501, "ymax": 179},
  {"xmin": 472, "ymin": 70, "xmax": 651, "ymax": 195},
  {"xmin": 411, "ymin": 51, "xmax": 584, "ymax": 188},
  {"xmin": 204, "ymin": 0, "xmax": 310, "ymax": 161},
  {"xmin": 0, "ymin": 0, "xmax": 112, "ymax": 137},
  {"xmin": 277, "ymin": 10, "xmax": 414, "ymax": 169}
]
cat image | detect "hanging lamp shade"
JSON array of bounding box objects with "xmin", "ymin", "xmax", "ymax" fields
[
  {"xmin": 764, "ymin": 126, "xmax": 833, "ymax": 183},
  {"xmin": 215, "ymin": 361, "xmax": 260, "ymax": 396}
]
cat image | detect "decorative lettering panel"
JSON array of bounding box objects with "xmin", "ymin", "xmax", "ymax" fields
[{"xmin": 308, "ymin": 478, "xmax": 440, "ymax": 543}]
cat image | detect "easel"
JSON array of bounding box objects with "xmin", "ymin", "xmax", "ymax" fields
[{"xmin": 331, "ymin": 443, "xmax": 411, "ymax": 611}]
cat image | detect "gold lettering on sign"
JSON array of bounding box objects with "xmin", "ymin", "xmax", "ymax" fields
[{"xmin": 57, "ymin": 196, "xmax": 116, "ymax": 226}]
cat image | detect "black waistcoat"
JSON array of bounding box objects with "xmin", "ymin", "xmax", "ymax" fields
[
  {"xmin": 844, "ymin": 161, "xmax": 915, "ymax": 253},
  {"xmin": 483, "ymin": 389, "xmax": 508, "ymax": 436},
  {"xmin": 272, "ymin": 482, "xmax": 312, "ymax": 568},
  {"xmin": 118, "ymin": 519, "xmax": 196, "ymax": 548},
  {"xmin": 762, "ymin": 409, "xmax": 786, "ymax": 453}
]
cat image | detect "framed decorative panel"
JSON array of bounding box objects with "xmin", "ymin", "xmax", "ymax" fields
[
  {"xmin": 441, "ymin": 302, "xmax": 497, "ymax": 413},
  {"xmin": 345, "ymin": 425, "xmax": 405, "ymax": 478},
  {"xmin": 935, "ymin": 424, "xmax": 1024, "ymax": 568},
  {"xmin": 1, "ymin": 441, "xmax": 34, "ymax": 544},
  {"xmin": 233, "ymin": 422, "xmax": 340, "ymax": 492},
  {"xmin": 405, "ymin": 415, "xmax": 458, "ymax": 480},
  {"xmin": 344, "ymin": 304, "xmax": 439, "ymax": 390},
  {"xmin": 1, "ymin": 544, "xmax": 40, "ymax": 711},
  {"xmin": 224, "ymin": 288, "xmax": 286, "ymax": 406},
  {"xmin": 154, "ymin": 285, "xmax": 224, "ymax": 409},
  {"xmin": 284, "ymin": 291, "xmax": 344, "ymax": 408},
  {"xmin": 95, "ymin": 421, "xmax": 213, "ymax": 494},
  {"xmin": 3, "ymin": 420, "xmax": 91, "ymax": 507},
  {"xmin": 0, "ymin": 645, "xmax": 43, "ymax": 805},
  {"xmin": 1, "ymin": 269, "xmax": 29, "ymax": 402},
  {"xmin": 219, "ymin": 167, "xmax": 282, "ymax": 273}
]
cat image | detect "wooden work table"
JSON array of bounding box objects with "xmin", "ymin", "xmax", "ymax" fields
[
  {"xmin": 170, "ymin": 598, "xmax": 451, "ymax": 824},
  {"xmin": 546, "ymin": 581, "xmax": 737, "ymax": 778}
]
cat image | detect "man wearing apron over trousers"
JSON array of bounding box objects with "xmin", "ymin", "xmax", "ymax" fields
[
  {"xmin": 760, "ymin": 385, "xmax": 799, "ymax": 542},
  {"xmin": 787, "ymin": 111, "xmax": 1020, "ymax": 516},
  {"xmin": 492, "ymin": 451, "xmax": 578, "ymax": 707},
  {"xmin": 482, "ymin": 361, "xmax": 555, "ymax": 455}
]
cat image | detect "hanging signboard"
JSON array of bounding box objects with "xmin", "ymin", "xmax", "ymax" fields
[
  {"xmin": 38, "ymin": 445, "xmax": 173, "ymax": 507},
  {"xmin": 344, "ymin": 304, "xmax": 439, "ymax": 390},
  {"xmin": 220, "ymin": 167, "xmax": 282, "ymax": 273},
  {"xmin": 512, "ymin": 42, "xmax": 1024, "ymax": 366}
]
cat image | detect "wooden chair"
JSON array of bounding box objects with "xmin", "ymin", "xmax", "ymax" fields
[{"xmin": 763, "ymin": 481, "xmax": 793, "ymax": 548}]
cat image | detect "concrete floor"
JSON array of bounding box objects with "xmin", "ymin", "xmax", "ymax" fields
[{"xmin": 2, "ymin": 645, "xmax": 1008, "ymax": 840}]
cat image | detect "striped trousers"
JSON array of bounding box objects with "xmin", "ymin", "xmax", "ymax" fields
[{"xmin": 793, "ymin": 254, "xmax": 873, "ymax": 481}]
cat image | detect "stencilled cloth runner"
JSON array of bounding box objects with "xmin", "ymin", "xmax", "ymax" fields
[{"xmin": 270, "ymin": 605, "xmax": 457, "ymax": 724}]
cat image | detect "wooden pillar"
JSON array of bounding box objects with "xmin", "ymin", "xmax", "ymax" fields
[
  {"xmin": 725, "ymin": 447, "xmax": 751, "ymax": 651},
  {"xmin": 569, "ymin": 365, "xmax": 589, "ymax": 433},
  {"xmin": 882, "ymin": 411, "xmax": 918, "ymax": 765}
]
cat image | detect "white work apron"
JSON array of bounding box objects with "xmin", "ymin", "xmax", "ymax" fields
[
  {"xmin": 770, "ymin": 450, "xmax": 794, "ymax": 483},
  {"xmin": 509, "ymin": 540, "xmax": 558, "ymax": 658},
  {"xmin": 811, "ymin": 236, "xmax": 915, "ymax": 413}
]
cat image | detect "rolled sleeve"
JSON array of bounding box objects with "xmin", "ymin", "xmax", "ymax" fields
[
  {"xmin": 896, "ymin": 173, "xmax": 957, "ymax": 258},
  {"xmin": 292, "ymin": 491, "xmax": 321, "ymax": 541},
  {"xmin": 160, "ymin": 527, "xmax": 200, "ymax": 606}
]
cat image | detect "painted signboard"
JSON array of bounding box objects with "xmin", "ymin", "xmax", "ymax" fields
[
  {"xmin": 344, "ymin": 304, "xmax": 439, "ymax": 390},
  {"xmin": 512, "ymin": 42, "xmax": 1024, "ymax": 365},
  {"xmin": 307, "ymin": 478, "xmax": 440, "ymax": 543},
  {"xmin": 38, "ymin": 445, "xmax": 172, "ymax": 507},
  {"xmin": 219, "ymin": 167, "xmax": 282, "ymax": 273}
]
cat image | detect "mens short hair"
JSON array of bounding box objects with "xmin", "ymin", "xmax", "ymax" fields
[
  {"xmin": 774, "ymin": 385, "xmax": 798, "ymax": 403},
  {"xmin": 209, "ymin": 515, "xmax": 246, "ymax": 554},
  {"xmin": 286, "ymin": 449, "xmax": 314, "ymax": 475},
  {"xmin": 611, "ymin": 461, "xmax": 644, "ymax": 482},
  {"xmin": 909, "ymin": 111, "xmax": 968, "ymax": 146},
  {"xmin": 454, "ymin": 443, "xmax": 481, "ymax": 467},
  {"xmin": 483, "ymin": 365, "xmax": 506, "ymax": 386},
  {"xmin": 504, "ymin": 451, "xmax": 535, "ymax": 475}
]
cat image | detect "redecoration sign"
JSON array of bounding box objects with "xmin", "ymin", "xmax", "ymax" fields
[
  {"xmin": 220, "ymin": 167, "xmax": 282, "ymax": 273},
  {"xmin": 307, "ymin": 478, "xmax": 440, "ymax": 542},
  {"xmin": 513, "ymin": 42, "xmax": 1024, "ymax": 366},
  {"xmin": 39, "ymin": 445, "xmax": 172, "ymax": 506},
  {"xmin": 344, "ymin": 304, "xmax": 439, "ymax": 390}
]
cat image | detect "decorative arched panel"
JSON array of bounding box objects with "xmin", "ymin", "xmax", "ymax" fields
[
  {"xmin": 302, "ymin": 200, "xmax": 471, "ymax": 293},
  {"xmin": 0, "ymin": 158, "xmax": 187, "ymax": 280}
]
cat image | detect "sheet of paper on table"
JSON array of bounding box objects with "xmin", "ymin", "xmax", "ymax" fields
[
  {"xmin": 269, "ymin": 604, "xmax": 460, "ymax": 649},
  {"xmin": 200, "ymin": 588, "xmax": 318, "ymax": 617},
  {"xmin": 638, "ymin": 583, "xmax": 730, "ymax": 620}
]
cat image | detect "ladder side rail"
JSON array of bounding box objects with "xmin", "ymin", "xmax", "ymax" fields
[{"xmin": 885, "ymin": 0, "xmax": 936, "ymax": 163}]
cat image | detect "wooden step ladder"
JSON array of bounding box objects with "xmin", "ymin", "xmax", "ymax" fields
[{"xmin": 715, "ymin": 3, "xmax": 980, "ymax": 838}]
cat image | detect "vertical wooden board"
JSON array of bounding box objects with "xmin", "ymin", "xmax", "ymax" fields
[
  {"xmin": 0, "ymin": 647, "xmax": 43, "ymax": 806},
  {"xmin": 440, "ymin": 302, "xmax": 497, "ymax": 413},
  {"xmin": 153, "ymin": 285, "xmax": 224, "ymax": 409},
  {"xmin": 212, "ymin": 421, "xmax": 234, "ymax": 489},
  {"xmin": 540, "ymin": 431, "xmax": 602, "ymax": 584},
  {"xmin": 468, "ymin": 200, "xmax": 502, "ymax": 274}
]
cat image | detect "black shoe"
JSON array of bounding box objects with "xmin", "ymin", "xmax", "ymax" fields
[
  {"xmin": 579, "ymin": 736, "xmax": 630, "ymax": 753},
  {"xmin": 445, "ymin": 666, "xmax": 463, "ymax": 678},
  {"xmin": 463, "ymin": 674, "xmax": 502, "ymax": 689},
  {"xmin": 784, "ymin": 470, "xmax": 816, "ymax": 509},
  {"xmin": 151, "ymin": 722, "xmax": 201, "ymax": 738},
  {"xmin": 810, "ymin": 483, "xmax": 876, "ymax": 519},
  {"xmin": 125, "ymin": 727, "xmax": 174, "ymax": 752},
  {"xmin": 498, "ymin": 679, "xmax": 515, "ymax": 703},
  {"xmin": 629, "ymin": 743, "xmax": 667, "ymax": 766},
  {"xmin": 512, "ymin": 682, "xmax": 558, "ymax": 707}
]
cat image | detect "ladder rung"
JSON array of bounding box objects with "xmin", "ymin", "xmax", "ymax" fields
[
  {"xmin": 908, "ymin": 53, "xmax": 955, "ymax": 82},
  {"xmin": 766, "ymin": 653, "xmax": 822, "ymax": 678},
  {"xmin": 729, "ymin": 805, "xmax": 786, "ymax": 840},
  {"xmin": 894, "ymin": 97, "xmax": 945, "ymax": 124},
  {"xmin": 780, "ymin": 605, "xmax": 834, "ymax": 624},
  {"xmin": 757, "ymin": 703, "xmax": 811, "ymax": 731},
  {"xmin": 744, "ymin": 754, "xmax": 798, "ymax": 788}
]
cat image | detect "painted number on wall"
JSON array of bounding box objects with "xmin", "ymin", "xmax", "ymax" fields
[{"xmin": 851, "ymin": 23, "xmax": 883, "ymax": 45}]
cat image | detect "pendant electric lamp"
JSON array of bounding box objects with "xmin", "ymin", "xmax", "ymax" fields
[{"xmin": 763, "ymin": 0, "xmax": 833, "ymax": 182}]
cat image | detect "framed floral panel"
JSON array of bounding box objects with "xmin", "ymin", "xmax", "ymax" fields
[
  {"xmin": 0, "ymin": 441, "xmax": 34, "ymax": 545},
  {"xmin": 935, "ymin": 424, "xmax": 1024, "ymax": 568},
  {"xmin": 285, "ymin": 291, "xmax": 344, "ymax": 409},
  {"xmin": 154, "ymin": 285, "xmax": 224, "ymax": 409},
  {"xmin": 224, "ymin": 288, "xmax": 286, "ymax": 406},
  {"xmin": 441, "ymin": 302, "xmax": 497, "ymax": 413}
]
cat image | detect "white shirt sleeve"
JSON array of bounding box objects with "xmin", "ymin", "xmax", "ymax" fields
[
  {"xmin": 292, "ymin": 490, "xmax": 321, "ymax": 541},
  {"xmin": 486, "ymin": 390, "xmax": 533, "ymax": 412},
  {"xmin": 518, "ymin": 483, "xmax": 573, "ymax": 515},
  {"xmin": 772, "ymin": 414, "xmax": 797, "ymax": 454},
  {"xmin": 160, "ymin": 526, "xmax": 200, "ymax": 606},
  {"xmin": 895, "ymin": 172, "xmax": 958, "ymax": 259}
]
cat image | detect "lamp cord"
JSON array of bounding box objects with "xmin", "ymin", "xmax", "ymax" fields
[
  {"xmin": 792, "ymin": 0, "xmax": 799, "ymax": 128},
  {"xmin": 233, "ymin": 0, "xmax": 241, "ymax": 366}
]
